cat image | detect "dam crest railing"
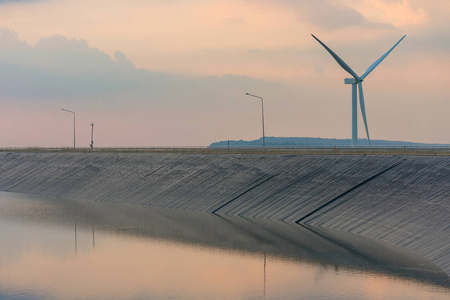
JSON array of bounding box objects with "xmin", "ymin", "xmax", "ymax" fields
[{"xmin": 0, "ymin": 146, "xmax": 449, "ymax": 156}]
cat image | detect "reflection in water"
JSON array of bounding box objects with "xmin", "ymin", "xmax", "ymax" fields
[
  {"xmin": 92, "ymin": 223, "xmax": 95, "ymax": 250},
  {"xmin": 74, "ymin": 220, "xmax": 77, "ymax": 255},
  {"xmin": 264, "ymin": 252, "xmax": 266, "ymax": 297},
  {"xmin": 0, "ymin": 192, "xmax": 448, "ymax": 299}
]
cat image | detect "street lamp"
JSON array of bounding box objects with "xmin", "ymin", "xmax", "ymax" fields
[
  {"xmin": 61, "ymin": 108, "xmax": 76, "ymax": 148},
  {"xmin": 245, "ymin": 93, "xmax": 265, "ymax": 150}
]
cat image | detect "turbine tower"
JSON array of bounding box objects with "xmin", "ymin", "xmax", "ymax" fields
[{"xmin": 312, "ymin": 34, "xmax": 406, "ymax": 147}]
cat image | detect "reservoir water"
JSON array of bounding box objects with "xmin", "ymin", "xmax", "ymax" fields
[{"xmin": 0, "ymin": 192, "xmax": 448, "ymax": 299}]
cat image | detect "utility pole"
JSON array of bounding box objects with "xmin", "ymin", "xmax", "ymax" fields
[{"xmin": 90, "ymin": 123, "xmax": 94, "ymax": 150}]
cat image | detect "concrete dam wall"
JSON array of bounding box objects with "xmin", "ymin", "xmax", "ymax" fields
[{"xmin": 0, "ymin": 152, "xmax": 448, "ymax": 276}]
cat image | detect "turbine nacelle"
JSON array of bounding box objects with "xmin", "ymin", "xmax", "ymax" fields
[{"xmin": 344, "ymin": 78, "xmax": 362, "ymax": 84}]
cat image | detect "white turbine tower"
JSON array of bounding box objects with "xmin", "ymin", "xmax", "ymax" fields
[{"xmin": 312, "ymin": 34, "xmax": 406, "ymax": 147}]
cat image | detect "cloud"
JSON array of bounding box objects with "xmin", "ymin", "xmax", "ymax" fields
[
  {"xmin": 0, "ymin": 28, "xmax": 275, "ymax": 106},
  {"xmin": 301, "ymin": 0, "xmax": 391, "ymax": 29},
  {"xmin": 0, "ymin": 27, "xmax": 28, "ymax": 49},
  {"xmin": 0, "ymin": 29, "xmax": 140, "ymax": 98},
  {"xmin": 260, "ymin": 0, "xmax": 393, "ymax": 30},
  {"xmin": 350, "ymin": 0, "xmax": 428, "ymax": 27},
  {"xmin": 0, "ymin": 0, "xmax": 43, "ymax": 4}
]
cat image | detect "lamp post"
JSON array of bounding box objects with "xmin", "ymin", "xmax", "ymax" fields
[
  {"xmin": 61, "ymin": 108, "xmax": 76, "ymax": 148},
  {"xmin": 245, "ymin": 93, "xmax": 265, "ymax": 150}
]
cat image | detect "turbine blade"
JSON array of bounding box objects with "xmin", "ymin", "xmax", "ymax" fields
[
  {"xmin": 358, "ymin": 82, "xmax": 371, "ymax": 144},
  {"xmin": 360, "ymin": 35, "xmax": 406, "ymax": 80},
  {"xmin": 311, "ymin": 34, "xmax": 359, "ymax": 80}
]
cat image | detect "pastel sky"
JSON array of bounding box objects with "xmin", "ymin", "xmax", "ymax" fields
[{"xmin": 1, "ymin": 0, "xmax": 449, "ymax": 147}]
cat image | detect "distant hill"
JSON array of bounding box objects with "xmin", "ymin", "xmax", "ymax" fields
[{"xmin": 208, "ymin": 137, "xmax": 446, "ymax": 148}]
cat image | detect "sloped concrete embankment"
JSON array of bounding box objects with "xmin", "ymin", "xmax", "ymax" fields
[{"xmin": 0, "ymin": 152, "xmax": 448, "ymax": 275}]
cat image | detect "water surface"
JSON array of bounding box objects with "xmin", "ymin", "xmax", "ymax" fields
[{"xmin": 0, "ymin": 192, "xmax": 448, "ymax": 299}]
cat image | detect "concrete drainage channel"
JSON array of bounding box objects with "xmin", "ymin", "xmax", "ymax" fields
[{"xmin": 0, "ymin": 151, "xmax": 448, "ymax": 278}]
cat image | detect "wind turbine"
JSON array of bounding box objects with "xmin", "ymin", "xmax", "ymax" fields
[{"xmin": 312, "ymin": 34, "xmax": 406, "ymax": 146}]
